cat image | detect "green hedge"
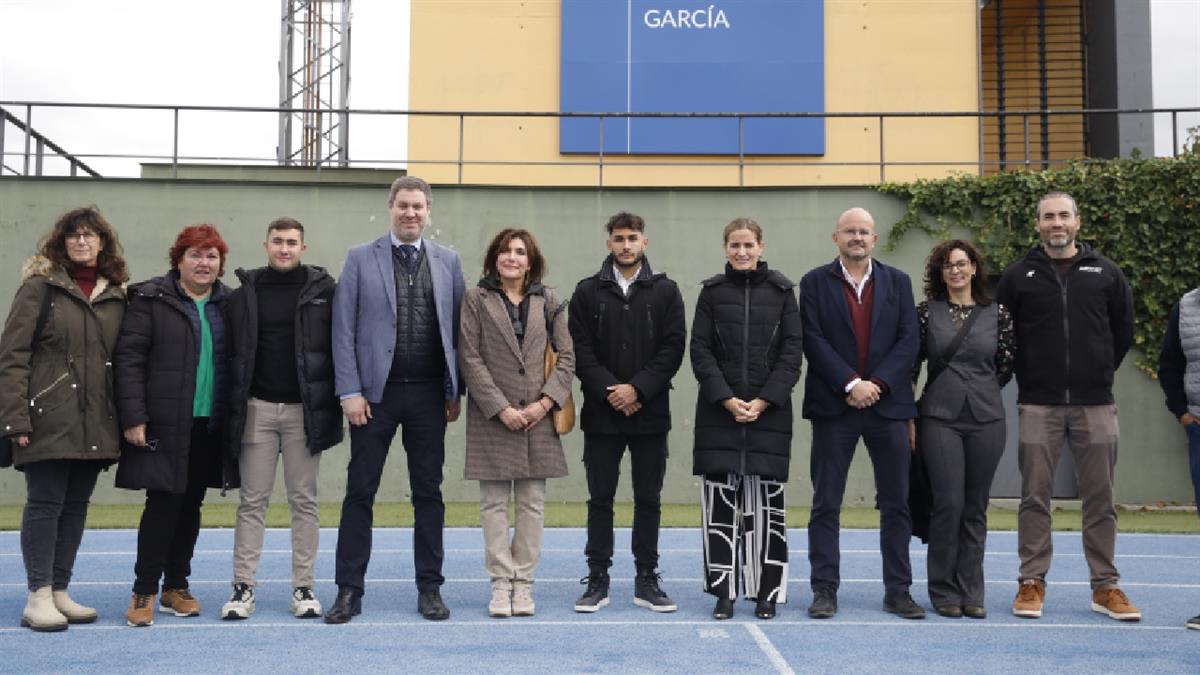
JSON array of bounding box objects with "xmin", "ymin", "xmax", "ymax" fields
[{"xmin": 878, "ymin": 152, "xmax": 1200, "ymax": 375}]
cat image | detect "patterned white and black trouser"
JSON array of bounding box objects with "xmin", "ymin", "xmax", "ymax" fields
[{"xmin": 700, "ymin": 473, "xmax": 788, "ymax": 603}]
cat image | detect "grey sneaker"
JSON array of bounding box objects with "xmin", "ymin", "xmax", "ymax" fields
[
  {"xmin": 221, "ymin": 583, "xmax": 255, "ymax": 620},
  {"xmin": 633, "ymin": 571, "xmax": 677, "ymax": 613},
  {"xmin": 574, "ymin": 573, "xmax": 610, "ymax": 613}
]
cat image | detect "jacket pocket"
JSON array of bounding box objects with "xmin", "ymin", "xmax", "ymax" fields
[{"xmin": 29, "ymin": 369, "xmax": 77, "ymax": 418}]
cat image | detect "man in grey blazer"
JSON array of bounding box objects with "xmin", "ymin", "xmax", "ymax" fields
[{"xmin": 325, "ymin": 176, "xmax": 466, "ymax": 623}]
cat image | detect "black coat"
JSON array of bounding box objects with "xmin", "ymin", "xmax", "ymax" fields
[
  {"xmin": 995, "ymin": 243, "xmax": 1133, "ymax": 405},
  {"xmin": 225, "ymin": 266, "xmax": 343, "ymax": 464},
  {"xmin": 690, "ymin": 262, "xmax": 803, "ymax": 481},
  {"xmin": 114, "ymin": 272, "xmax": 232, "ymax": 494},
  {"xmin": 568, "ymin": 256, "xmax": 686, "ymax": 435}
]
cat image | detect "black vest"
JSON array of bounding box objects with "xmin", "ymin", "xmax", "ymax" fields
[
  {"xmin": 389, "ymin": 245, "xmax": 445, "ymax": 382},
  {"xmin": 917, "ymin": 301, "xmax": 1004, "ymax": 422}
]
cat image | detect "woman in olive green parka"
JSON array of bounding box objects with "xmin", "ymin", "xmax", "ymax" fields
[{"xmin": 0, "ymin": 207, "xmax": 129, "ymax": 631}]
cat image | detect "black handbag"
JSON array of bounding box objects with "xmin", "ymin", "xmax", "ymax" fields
[{"xmin": 1, "ymin": 286, "xmax": 53, "ymax": 469}]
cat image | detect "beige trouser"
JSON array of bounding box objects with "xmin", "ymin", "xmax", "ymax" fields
[
  {"xmin": 1017, "ymin": 404, "xmax": 1120, "ymax": 589},
  {"xmin": 233, "ymin": 398, "xmax": 321, "ymax": 588},
  {"xmin": 478, "ymin": 479, "xmax": 546, "ymax": 589}
]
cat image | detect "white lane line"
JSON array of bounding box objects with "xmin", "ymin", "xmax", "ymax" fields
[
  {"xmin": 745, "ymin": 623, "xmax": 795, "ymax": 675},
  {"xmin": 10, "ymin": 549, "xmax": 1199, "ymax": 559},
  {"xmin": 7, "ymin": 579, "xmax": 1198, "ymax": 589},
  {"xmin": 0, "ymin": 618, "xmax": 1187, "ymax": 635}
]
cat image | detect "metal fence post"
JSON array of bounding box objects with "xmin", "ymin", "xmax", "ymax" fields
[
  {"xmin": 23, "ymin": 104, "xmax": 32, "ymax": 176},
  {"xmin": 598, "ymin": 117, "xmax": 605, "ymax": 189},
  {"xmin": 1023, "ymin": 114, "xmax": 1031, "ymax": 168},
  {"xmin": 878, "ymin": 114, "xmax": 885, "ymax": 183},
  {"xmin": 35, "ymin": 138, "xmax": 44, "ymax": 176},
  {"xmin": 458, "ymin": 113, "xmax": 465, "ymax": 185},
  {"xmin": 738, "ymin": 115, "xmax": 745, "ymax": 187},
  {"xmin": 172, "ymin": 108, "xmax": 180, "ymax": 179}
]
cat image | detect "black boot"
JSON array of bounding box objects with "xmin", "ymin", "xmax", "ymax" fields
[{"xmin": 324, "ymin": 587, "xmax": 362, "ymax": 624}]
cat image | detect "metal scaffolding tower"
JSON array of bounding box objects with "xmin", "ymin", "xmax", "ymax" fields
[{"xmin": 277, "ymin": 0, "xmax": 351, "ymax": 167}]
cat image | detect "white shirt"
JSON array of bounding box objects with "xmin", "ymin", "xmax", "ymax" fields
[
  {"xmin": 390, "ymin": 232, "xmax": 423, "ymax": 251},
  {"xmin": 613, "ymin": 264, "xmax": 641, "ymax": 296},
  {"xmin": 838, "ymin": 258, "xmax": 873, "ymax": 302}
]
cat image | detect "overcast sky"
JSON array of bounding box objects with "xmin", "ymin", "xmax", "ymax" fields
[{"xmin": 0, "ymin": 0, "xmax": 410, "ymax": 176}]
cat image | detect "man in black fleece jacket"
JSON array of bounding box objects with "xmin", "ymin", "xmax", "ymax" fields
[{"xmin": 995, "ymin": 191, "xmax": 1138, "ymax": 622}]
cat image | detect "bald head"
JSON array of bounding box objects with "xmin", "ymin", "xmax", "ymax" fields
[{"xmin": 833, "ymin": 207, "xmax": 877, "ymax": 264}]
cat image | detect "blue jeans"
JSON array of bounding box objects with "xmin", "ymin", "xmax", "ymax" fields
[{"xmin": 1186, "ymin": 423, "xmax": 1200, "ymax": 516}]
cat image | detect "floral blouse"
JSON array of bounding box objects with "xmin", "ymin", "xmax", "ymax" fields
[{"xmin": 912, "ymin": 300, "xmax": 1015, "ymax": 387}]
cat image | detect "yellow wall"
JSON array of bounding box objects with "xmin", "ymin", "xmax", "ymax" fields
[{"xmin": 408, "ymin": 0, "xmax": 981, "ymax": 187}]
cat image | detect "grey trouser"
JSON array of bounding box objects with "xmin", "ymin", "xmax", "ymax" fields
[
  {"xmin": 479, "ymin": 479, "xmax": 546, "ymax": 589},
  {"xmin": 1017, "ymin": 404, "xmax": 1120, "ymax": 589},
  {"xmin": 920, "ymin": 406, "xmax": 1005, "ymax": 608},
  {"xmin": 233, "ymin": 398, "xmax": 321, "ymax": 588}
]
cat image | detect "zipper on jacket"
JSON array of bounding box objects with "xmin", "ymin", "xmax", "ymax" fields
[
  {"xmin": 741, "ymin": 279, "xmax": 751, "ymax": 471},
  {"xmin": 1058, "ymin": 271, "xmax": 1071, "ymax": 405},
  {"xmin": 30, "ymin": 370, "xmax": 71, "ymax": 406},
  {"xmin": 647, "ymin": 305, "xmax": 655, "ymax": 342},
  {"xmin": 766, "ymin": 321, "xmax": 779, "ymax": 371}
]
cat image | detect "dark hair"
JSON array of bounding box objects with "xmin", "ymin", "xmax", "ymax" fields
[
  {"xmin": 1036, "ymin": 191, "xmax": 1078, "ymax": 217},
  {"xmin": 39, "ymin": 206, "xmax": 129, "ymax": 283},
  {"xmin": 267, "ymin": 217, "xmax": 304, "ymax": 238},
  {"xmin": 482, "ymin": 228, "xmax": 546, "ymax": 290},
  {"xmin": 723, "ymin": 217, "xmax": 763, "ymax": 243},
  {"xmin": 923, "ymin": 239, "xmax": 991, "ymax": 305},
  {"xmin": 388, "ymin": 175, "xmax": 432, "ymax": 205},
  {"xmin": 168, "ymin": 224, "xmax": 229, "ymax": 277},
  {"xmin": 605, "ymin": 212, "xmax": 645, "ymax": 235}
]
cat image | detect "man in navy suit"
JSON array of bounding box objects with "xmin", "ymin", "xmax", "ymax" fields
[
  {"xmin": 799, "ymin": 207, "xmax": 923, "ymax": 619},
  {"xmin": 325, "ymin": 176, "xmax": 466, "ymax": 623}
]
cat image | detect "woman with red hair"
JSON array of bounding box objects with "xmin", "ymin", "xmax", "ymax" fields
[{"xmin": 114, "ymin": 224, "xmax": 235, "ymax": 627}]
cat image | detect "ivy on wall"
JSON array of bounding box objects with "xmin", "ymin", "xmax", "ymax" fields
[{"xmin": 878, "ymin": 152, "xmax": 1200, "ymax": 376}]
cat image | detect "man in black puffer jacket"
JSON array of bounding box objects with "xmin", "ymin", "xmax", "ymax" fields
[
  {"xmin": 568, "ymin": 212, "xmax": 686, "ymax": 614},
  {"xmin": 220, "ymin": 218, "xmax": 342, "ymax": 622}
]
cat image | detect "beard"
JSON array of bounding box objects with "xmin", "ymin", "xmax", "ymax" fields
[{"xmin": 614, "ymin": 251, "xmax": 644, "ymax": 270}]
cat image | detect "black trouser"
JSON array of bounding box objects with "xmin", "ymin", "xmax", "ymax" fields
[
  {"xmin": 808, "ymin": 408, "xmax": 913, "ymax": 595},
  {"xmin": 22, "ymin": 459, "xmax": 104, "ymax": 591},
  {"xmin": 583, "ymin": 432, "xmax": 668, "ymax": 573},
  {"xmin": 133, "ymin": 419, "xmax": 218, "ymax": 595},
  {"xmin": 336, "ymin": 381, "xmax": 447, "ymax": 594},
  {"xmin": 921, "ymin": 406, "xmax": 1006, "ymax": 608}
]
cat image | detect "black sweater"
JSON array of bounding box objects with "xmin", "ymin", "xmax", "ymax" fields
[{"xmin": 252, "ymin": 266, "xmax": 305, "ymax": 403}]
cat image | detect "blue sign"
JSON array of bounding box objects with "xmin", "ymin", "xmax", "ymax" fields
[{"xmin": 560, "ymin": 0, "xmax": 825, "ymax": 156}]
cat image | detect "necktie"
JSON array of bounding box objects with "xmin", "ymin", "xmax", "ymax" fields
[{"xmin": 399, "ymin": 244, "xmax": 417, "ymax": 271}]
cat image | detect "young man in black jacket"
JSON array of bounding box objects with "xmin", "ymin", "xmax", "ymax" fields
[
  {"xmin": 221, "ymin": 218, "xmax": 342, "ymax": 620},
  {"xmin": 568, "ymin": 212, "xmax": 686, "ymax": 613},
  {"xmin": 996, "ymin": 191, "xmax": 1139, "ymax": 622}
]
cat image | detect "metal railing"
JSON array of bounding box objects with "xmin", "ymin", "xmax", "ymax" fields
[{"xmin": 2, "ymin": 101, "xmax": 1197, "ymax": 185}]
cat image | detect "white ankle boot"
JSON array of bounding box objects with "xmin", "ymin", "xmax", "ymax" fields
[
  {"xmin": 53, "ymin": 589, "xmax": 98, "ymax": 623},
  {"xmin": 21, "ymin": 587, "xmax": 68, "ymax": 632}
]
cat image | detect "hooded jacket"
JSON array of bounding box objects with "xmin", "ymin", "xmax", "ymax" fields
[
  {"xmin": 995, "ymin": 243, "xmax": 1134, "ymax": 406},
  {"xmin": 0, "ymin": 256, "xmax": 126, "ymax": 467},
  {"xmin": 114, "ymin": 271, "xmax": 232, "ymax": 493},
  {"xmin": 690, "ymin": 261, "xmax": 803, "ymax": 481}
]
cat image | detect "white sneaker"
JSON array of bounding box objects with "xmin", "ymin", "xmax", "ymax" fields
[
  {"xmin": 291, "ymin": 586, "xmax": 322, "ymax": 618},
  {"xmin": 221, "ymin": 583, "xmax": 255, "ymax": 620},
  {"xmin": 489, "ymin": 586, "xmax": 512, "ymax": 618},
  {"xmin": 511, "ymin": 583, "xmax": 535, "ymax": 616}
]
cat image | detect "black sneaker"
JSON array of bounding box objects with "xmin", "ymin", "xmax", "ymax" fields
[
  {"xmin": 574, "ymin": 573, "xmax": 610, "ymax": 613},
  {"xmin": 884, "ymin": 591, "xmax": 927, "ymax": 619},
  {"xmin": 808, "ymin": 587, "xmax": 837, "ymax": 618},
  {"xmin": 1188, "ymin": 614, "xmax": 1200, "ymax": 631},
  {"xmin": 633, "ymin": 571, "xmax": 677, "ymax": 613}
]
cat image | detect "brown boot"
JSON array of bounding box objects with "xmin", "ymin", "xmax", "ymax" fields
[
  {"xmin": 160, "ymin": 588, "xmax": 201, "ymax": 617},
  {"xmin": 1012, "ymin": 579, "xmax": 1045, "ymax": 618},
  {"xmin": 126, "ymin": 593, "xmax": 156, "ymax": 627}
]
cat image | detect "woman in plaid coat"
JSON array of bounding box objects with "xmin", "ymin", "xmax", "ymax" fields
[{"xmin": 459, "ymin": 228, "xmax": 574, "ymax": 619}]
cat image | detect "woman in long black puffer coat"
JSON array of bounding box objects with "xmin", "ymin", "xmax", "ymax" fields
[{"xmin": 690, "ymin": 217, "xmax": 803, "ymax": 622}]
